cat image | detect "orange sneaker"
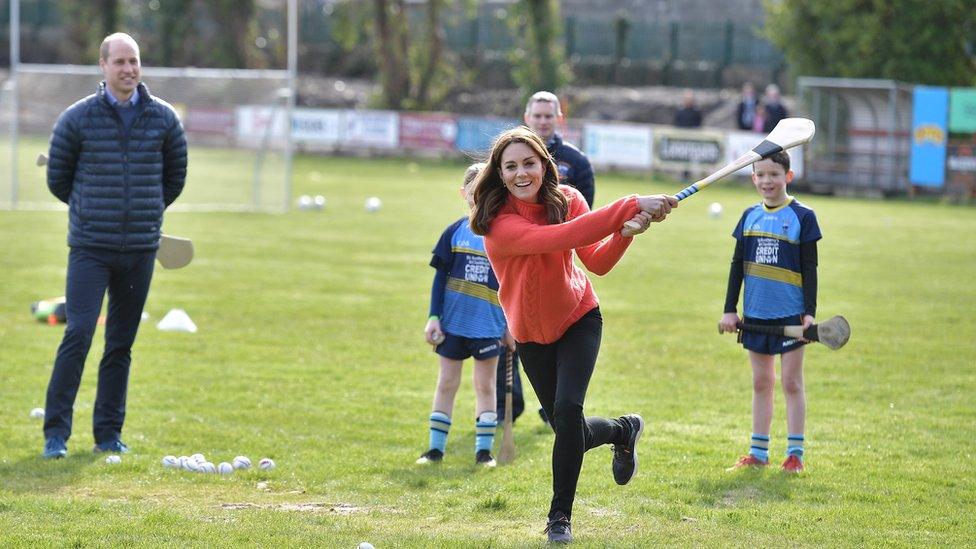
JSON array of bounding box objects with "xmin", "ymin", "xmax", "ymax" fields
[
  {"xmin": 728, "ymin": 454, "xmax": 769, "ymax": 471},
  {"xmin": 781, "ymin": 454, "xmax": 804, "ymax": 473}
]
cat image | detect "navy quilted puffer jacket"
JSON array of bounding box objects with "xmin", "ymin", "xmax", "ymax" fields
[{"xmin": 47, "ymin": 81, "xmax": 188, "ymax": 251}]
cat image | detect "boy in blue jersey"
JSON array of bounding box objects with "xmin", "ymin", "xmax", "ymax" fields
[
  {"xmin": 718, "ymin": 151, "xmax": 821, "ymax": 474},
  {"xmin": 418, "ymin": 163, "xmax": 512, "ymax": 467}
]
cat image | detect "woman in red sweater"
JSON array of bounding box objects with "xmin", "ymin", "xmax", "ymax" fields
[{"xmin": 470, "ymin": 127, "xmax": 677, "ymax": 543}]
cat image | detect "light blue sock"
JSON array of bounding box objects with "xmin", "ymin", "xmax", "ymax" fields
[
  {"xmin": 787, "ymin": 433, "xmax": 805, "ymax": 460},
  {"xmin": 428, "ymin": 411, "xmax": 451, "ymax": 453},
  {"xmin": 475, "ymin": 412, "xmax": 497, "ymax": 453},
  {"xmin": 750, "ymin": 433, "xmax": 770, "ymax": 462}
]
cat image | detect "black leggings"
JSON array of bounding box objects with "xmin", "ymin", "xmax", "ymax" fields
[{"xmin": 516, "ymin": 307, "xmax": 626, "ymax": 520}]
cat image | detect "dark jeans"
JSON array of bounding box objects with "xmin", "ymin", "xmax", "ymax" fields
[
  {"xmin": 44, "ymin": 247, "xmax": 155, "ymax": 444},
  {"xmin": 495, "ymin": 347, "xmax": 525, "ymax": 422},
  {"xmin": 516, "ymin": 307, "xmax": 626, "ymax": 520}
]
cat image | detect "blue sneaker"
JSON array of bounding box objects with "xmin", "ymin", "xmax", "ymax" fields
[
  {"xmin": 43, "ymin": 437, "xmax": 67, "ymax": 459},
  {"xmin": 93, "ymin": 440, "xmax": 129, "ymax": 454}
]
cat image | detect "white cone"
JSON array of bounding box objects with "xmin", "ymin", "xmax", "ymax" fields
[{"xmin": 156, "ymin": 309, "xmax": 198, "ymax": 333}]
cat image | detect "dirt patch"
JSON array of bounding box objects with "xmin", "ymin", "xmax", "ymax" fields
[
  {"xmin": 718, "ymin": 485, "xmax": 763, "ymax": 507},
  {"xmin": 220, "ymin": 502, "xmax": 366, "ymax": 514}
]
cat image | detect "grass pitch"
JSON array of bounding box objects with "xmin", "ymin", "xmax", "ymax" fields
[{"xmin": 1, "ymin": 151, "xmax": 974, "ymax": 547}]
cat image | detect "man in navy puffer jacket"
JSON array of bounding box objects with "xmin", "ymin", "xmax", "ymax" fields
[{"xmin": 42, "ymin": 32, "xmax": 187, "ymax": 459}]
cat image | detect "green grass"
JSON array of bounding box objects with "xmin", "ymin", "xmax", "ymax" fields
[
  {"xmin": 1, "ymin": 152, "xmax": 974, "ymax": 547},
  {"xmin": 2, "ymin": 135, "xmax": 289, "ymax": 210}
]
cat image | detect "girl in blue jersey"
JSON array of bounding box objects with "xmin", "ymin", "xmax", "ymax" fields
[
  {"xmin": 418, "ymin": 163, "xmax": 512, "ymax": 467},
  {"xmin": 718, "ymin": 151, "xmax": 821, "ymax": 474}
]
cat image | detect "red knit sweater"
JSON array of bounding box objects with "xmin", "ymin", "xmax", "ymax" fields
[{"xmin": 484, "ymin": 186, "xmax": 640, "ymax": 344}]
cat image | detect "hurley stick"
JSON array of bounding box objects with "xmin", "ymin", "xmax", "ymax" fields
[
  {"xmin": 497, "ymin": 350, "xmax": 516, "ymax": 464},
  {"xmin": 726, "ymin": 315, "xmax": 852, "ymax": 350}
]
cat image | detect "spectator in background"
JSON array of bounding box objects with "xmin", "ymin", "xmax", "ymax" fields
[
  {"xmin": 673, "ymin": 89, "xmax": 703, "ymax": 128},
  {"xmin": 523, "ymin": 91, "xmax": 596, "ymax": 207},
  {"xmin": 752, "ymin": 103, "xmax": 767, "ymax": 133},
  {"xmin": 519, "ymin": 90, "xmax": 598, "ymax": 426},
  {"xmin": 736, "ymin": 82, "xmax": 758, "ymax": 131},
  {"xmin": 762, "ymin": 84, "xmax": 789, "ymax": 133}
]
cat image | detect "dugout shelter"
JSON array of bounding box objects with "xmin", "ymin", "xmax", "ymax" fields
[{"xmin": 797, "ymin": 76, "xmax": 914, "ymax": 196}]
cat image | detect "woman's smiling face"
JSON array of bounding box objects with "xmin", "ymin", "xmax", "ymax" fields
[{"xmin": 499, "ymin": 142, "xmax": 544, "ymax": 203}]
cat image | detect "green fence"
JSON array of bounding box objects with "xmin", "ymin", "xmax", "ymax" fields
[{"xmin": 2, "ymin": 1, "xmax": 785, "ymax": 88}]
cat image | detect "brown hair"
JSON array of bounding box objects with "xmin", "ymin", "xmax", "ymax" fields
[
  {"xmin": 754, "ymin": 150, "xmax": 791, "ymax": 172},
  {"xmin": 469, "ymin": 127, "xmax": 568, "ymax": 235}
]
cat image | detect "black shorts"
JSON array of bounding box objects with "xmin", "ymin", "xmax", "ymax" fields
[
  {"xmin": 741, "ymin": 315, "xmax": 807, "ymax": 355},
  {"xmin": 436, "ymin": 332, "xmax": 502, "ymax": 360}
]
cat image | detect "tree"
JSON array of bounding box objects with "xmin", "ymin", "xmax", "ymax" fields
[
  {"xmin": 373, "ymin": 0, "xmax": 411, "ymax": 109},
  {"xmin": 369, "ymin": 0, "xmax": 457, "ymax": 110},
  {"xmin": 204, "ymin": 0, "xmax": 257, "ymax": 68},
  {"xmin": 764, "ymin": 0, "xmax": 976, "ymax": 86},
  {"xmin": 509, "ymin": 0, "xmax": 571, "ymax": 94},
  {"xmin": 413, "ymin": 0, "xmax": 446, "ymax": 107},
  {"xmin": 59, "ymin": 0, "xmax": 123, "ymax": 63},
  {"xmin": 158, "ymin": 0, "xmax": 195, "ymax": 66}
]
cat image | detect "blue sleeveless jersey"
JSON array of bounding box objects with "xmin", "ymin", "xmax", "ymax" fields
[
  {"xmin": 733, "ymin": 198, "xmax": 821, "ymax": 319},
  {"xmin": 430, "ymin": 218, "xmax": 507, "ymax": 338}
]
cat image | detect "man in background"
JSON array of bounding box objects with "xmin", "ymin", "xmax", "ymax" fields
[
  {"xmin": 736, "ymin": 82, "xmax": 758, "ymax": 131},
  {"xmin": 763, "ymin": 84, "xmax": 789, "ymax": 133},
  {"xmin": 518, "ymin": 91, "xmax": 598, "ymax": 424},
  {"xmin": 523, "ymin": 91, "xmax": 596, "ymax": 208},
  {"xmin": 42, "ymin": 32, "xmax": 187, "ymax": 459},
  {"xmin": 673, "ymin": 88, "xmax": 703, "ymax": 128}
]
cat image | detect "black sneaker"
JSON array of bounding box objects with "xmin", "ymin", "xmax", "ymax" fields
[
  {"xmin": 544, "ymin": 512, "xmax": 572, "ymax": 544},
  {"xmin": 415, "ymin": 448, "xmax": 443, "ymax": 465},
  {"xmin": 612, "ymin": 413, "xmax": 645, "ymax": 485},
  {"xmin": 475, "ymin": 449, "xmax": 497, "ymax": 467}
]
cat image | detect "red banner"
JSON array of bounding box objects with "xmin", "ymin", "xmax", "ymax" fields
[
  {"xmin": 186, "ymin": 108, "xmax": 235, "ymax": 136},
  {"xmin": 399, "ymin": 113, "xmax": 458, "ymax": 151}
]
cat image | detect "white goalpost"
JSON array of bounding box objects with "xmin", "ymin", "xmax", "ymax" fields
[{"xmin": 2, "ymin": 0, "xmax": 297, "ymax": 213}]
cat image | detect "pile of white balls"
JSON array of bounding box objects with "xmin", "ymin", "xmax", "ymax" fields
[
  {"xmin": 297, "ymin": 194, "xmax": 327, "ymax": 211},
  {"xmin": 160, "ymin": 453, "xmax": 276, "ymax": 475}
]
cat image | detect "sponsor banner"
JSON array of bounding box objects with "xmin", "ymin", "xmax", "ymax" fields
[
  {"xmin": 399, "ymin": 113, "xmax": 458, "ymax": 151},
  {"xmin": 292, "ymin": 108, "xmax": 343, "ymax": 143},
  {"xmin": 910, "ymin": 87, "xmax": 949, "ymax": 187},
  {"xmin": 236, "ymin": 105, "xmax": 287, "ymax": 141},
  {"xmin": 345, "ymin": 110, "xmax": 399, "ymax": 148},
  {"xmin": 946, "ymin": 140, "xmax": 976, "ymax": 197},
  {"xmin": 653, "ymin": 128, "xmax": 724, "ymax": 171},
  {"xmin": 727, "ymin": 130, "xmax": 804, "ymax": 179},
  {"xmin": 949, "ymin": 88, "xmax": 976, "ymax": 134},
  {"xmin": 185, "ymin": 107, "xmax": 235, "ymax": 136},
  {"xmin": 456, "ymin": 117, "xmax": 519, "ymax": 154},
  {"xmin": 947, "ymin": 141, "xmax": 976, "ymax": 173},
  {"xmin": 583, "ymin": 123, "xmax": 653, "ymax": 169}
]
